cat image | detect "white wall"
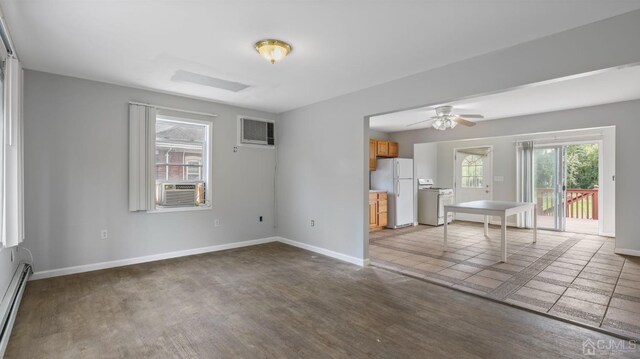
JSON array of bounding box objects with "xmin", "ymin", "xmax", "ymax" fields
[
  {"xmin": 414, "ymin": 143, "xmax": 438, "ymax": 182},
  {"xmin": 23, "ymin": 71, "xmax": 278, "ymax": 273},
  {"xmin": 407, "ymin": 126, "xmax": 615, "ymax": 233},
  {"xmin": 369, "ymin": 129, "xmax": 389, "ymax": 142},
  {"xmin": 413, "ymin": 143, "xmax": 438, "ymax": 222},
  {"xmin": 277, "ymin": 10, "xmax": 640, "ymax": 260}
]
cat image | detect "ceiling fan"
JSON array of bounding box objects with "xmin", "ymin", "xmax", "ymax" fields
[{"xmin": 406, "ymin": 106, "xmax": 484, "ymax": 130}]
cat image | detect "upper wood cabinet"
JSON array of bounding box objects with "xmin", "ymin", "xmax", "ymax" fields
[
  {"xmin": 370, "ymin": 139, "xmax": 399, "ymax": 171},
  {"xmin": 374, "ymin": 140, "xmax": 398, "ymax": 158},
  {"xmin": 389, "ymin": 142, "xmax": 398, "ymax": 157},
  {"xmin": 369, "ymin": 139, "xmax": 377, "ymax": 171},
  {"xmin": 376, "ymin": 141, "xmax": 389, "ymax": 157}
]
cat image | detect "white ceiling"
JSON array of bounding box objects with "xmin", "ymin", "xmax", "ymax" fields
[
  {"xmin": 3, "ymin": 1, "xmax": 640, "ymax": 113},
  {"xmin": 370, "ymin": 64, "xmax": 640, "ymax": 132}
]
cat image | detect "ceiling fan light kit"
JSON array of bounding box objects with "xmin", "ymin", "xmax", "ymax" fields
[
  {"xmin": 432, "ymin": 117, "xmax": 457, "ymax": 131},
  {"xmin": 405, "ymin": 105, "xmax": 484, "ymax": 130}
]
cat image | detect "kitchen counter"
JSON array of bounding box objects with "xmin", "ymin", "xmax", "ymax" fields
[{"xmin": 369, "ymin": 190, "xmax": 387, "ymax": 193}]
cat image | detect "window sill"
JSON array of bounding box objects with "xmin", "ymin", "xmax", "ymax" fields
[{"xmin": 147, "ymin": 205, "xmax": 212, "ymax": 214}]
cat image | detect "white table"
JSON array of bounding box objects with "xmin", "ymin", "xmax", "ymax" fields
[{"xmin": 443, "ymin": 200, "xmax": 537, "ymax": 263}]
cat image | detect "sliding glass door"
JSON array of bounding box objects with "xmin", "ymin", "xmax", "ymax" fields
[{"xmin": 534, "ymin": 146, "xmax": 566, "ymax": 231}]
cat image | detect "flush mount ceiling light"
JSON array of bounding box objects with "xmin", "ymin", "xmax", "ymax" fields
[{"xmin": 255, "ymin": 39, "xmax": 292, "ymax": 64}]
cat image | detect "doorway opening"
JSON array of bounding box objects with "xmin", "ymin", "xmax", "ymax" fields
[{"xmin": 534, "ymin": 143, "xmax": 600, "ymax": 234}]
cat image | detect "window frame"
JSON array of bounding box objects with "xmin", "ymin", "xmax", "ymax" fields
[
  {"xmin": 185, "ymin": 158, "xmax": 202, "ymax": 181},
  {"xmin": 460, "ymin": 154, "xmax": 484, "ymax": 189},
  {"xmin": 148, "ymin": 114, "xmax": 213, "ymax": 213}
]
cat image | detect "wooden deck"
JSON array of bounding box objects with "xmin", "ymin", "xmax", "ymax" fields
[{"xmin": 537, "ymin": 216, "xmax": 600, "ymax": 234}]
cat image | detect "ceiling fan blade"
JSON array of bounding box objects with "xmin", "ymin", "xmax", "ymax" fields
[
  {"xmin": 458, "ymin": 114, "xmax": 484, "ymax": 119},
  {"xmin": 453, "ymin": 117, "xmax": 476, "ymax": 127},
  {"xmin": 406, "ymin": 118, "xmax": 435, "ymax": 127}
]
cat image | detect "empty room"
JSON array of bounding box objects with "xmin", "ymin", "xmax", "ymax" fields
[{"xmin": 0, "ymin": 1, "xmax": 640, "ymax": 358}]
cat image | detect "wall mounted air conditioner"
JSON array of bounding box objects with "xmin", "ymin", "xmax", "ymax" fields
[
  {"xmin": 158, "ymin": 183, "xmax": 197, "ymax": 207},
  {"xmin": 238, "ymin": 116, "xmax": 275, "ymax": 148}
]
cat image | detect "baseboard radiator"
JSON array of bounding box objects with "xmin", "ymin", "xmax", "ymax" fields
[{"xmin": 0, "ymin": 263, "xmax": 32, "ymax": 356}]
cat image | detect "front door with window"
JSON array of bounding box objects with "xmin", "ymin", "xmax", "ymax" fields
[{"xmin": 455, "ymin": 148, "xmax": 492, "ymax": 222}]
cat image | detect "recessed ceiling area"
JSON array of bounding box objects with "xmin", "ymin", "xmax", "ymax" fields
[
  {"xmin": 370, "ymin": 64, "xmax": 640, "ymax": 133},
  {"xmin": 2, "ymin": 0, "xmax": 640, "ymax": 113}
]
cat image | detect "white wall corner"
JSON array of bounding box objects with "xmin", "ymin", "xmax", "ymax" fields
[{"xmin": 275, "ymin": 237, "xmax": 367, "ymax": 267}]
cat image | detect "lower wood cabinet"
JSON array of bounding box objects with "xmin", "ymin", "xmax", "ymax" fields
[{"xmin": 369, "ymin": 192, "xmax": 388, "ymax": 231}]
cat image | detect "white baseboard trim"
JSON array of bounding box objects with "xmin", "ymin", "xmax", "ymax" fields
[
  {"xmin": 30, "ymin": 237, "xmax": 279, "ymax": 280},
  {"xmin": 614, "ymin": 248, "xmax": 640, "ymax": 257},
  {"xmin": 600, "ymin": 232, "xmax": 616, "ymax": 238},
  {"xmin": 275, "ymin": 237, "xmax": 367, "ymax": 267},
  {"xmin": 31, "ymin": 236, "xmax": 369, "ymax": 280}
]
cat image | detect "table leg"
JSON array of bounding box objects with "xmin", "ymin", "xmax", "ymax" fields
[
  {"xmin": 484, "ymin": 215, "xmax": 489, "ymax": 238},
  {"xmin": 443, "ymin": 210, "xmax": 448, "ymax": 251},
  {"xmin": 533, "ymin": 205, "xmax": 537, "ymax": 243},
  {"xmin": 501, "ymin": 214, "xmax": 507, "ymax": 263}
]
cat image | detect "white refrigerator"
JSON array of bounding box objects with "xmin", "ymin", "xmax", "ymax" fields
[{"xmin": 371, "ymin": 158, "xmax": 414, "ymax": 228}]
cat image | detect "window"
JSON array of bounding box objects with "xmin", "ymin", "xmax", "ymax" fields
[
  {"xmin": 461, "ymin": 154, "xmax": 484, "ymax": 188},
  {"xmin": 185, "ymin": 159, "xmax": 202, "ymax": 181},
  {"xmin": 129, "ymin": 104, "xmax": 215, "ymax": 212},
  {"xmin": 154, "ymin": 116, "xmax": 211, "ymax": 209}
]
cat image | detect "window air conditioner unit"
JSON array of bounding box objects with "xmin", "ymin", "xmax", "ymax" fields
[
  {"xmin": 238, "ymin": 117, "xmax": 275, "ymax": 148},
  {"xmin": 159, "ymin": 183, "xmax": 197, "ymax": 207}
]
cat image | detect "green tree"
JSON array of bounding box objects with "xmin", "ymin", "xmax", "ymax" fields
[
  {"xmin": 534, "ymin": 148, "xmax": 555, "ymax": 188},
  {"xmin": 534, "ymin": 144, "xmax": 599, "ymax": 189},
  {"xmin": 566, "ymin": 144, "xmax": 599, "ymax": 189}
]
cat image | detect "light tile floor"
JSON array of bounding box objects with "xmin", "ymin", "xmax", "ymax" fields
[{"xmin": 369, "ymin": 222, "xmax": 640, "ymax": 339}]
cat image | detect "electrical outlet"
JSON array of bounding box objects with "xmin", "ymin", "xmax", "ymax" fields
[
  {"xmin": 233, "ymin": 146, "xmax": 238, "ymax": 153},
  {"xmin": 311, "ymin": 219, "xmax": 315, "ymax": 227},
  {"xmin": 100, "ymin": 229, "xmax": 108, "ymax": 240},
  {"xmin": 214, "ymin": 219, "xmax": 221, "ymax": 227},
  {"xmin": 259, "ymin": 216, "xmax": 263, "ymax": 222}
]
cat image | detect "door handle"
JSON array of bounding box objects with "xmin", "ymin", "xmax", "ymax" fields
[{"xmin": 397, "ymin": 181, "xmax": 400, "ymax": 197}]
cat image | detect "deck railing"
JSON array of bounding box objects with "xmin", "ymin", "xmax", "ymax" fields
[{"xmin": 536, "ymin": 188, "xmax": 599, "ymax": 220}]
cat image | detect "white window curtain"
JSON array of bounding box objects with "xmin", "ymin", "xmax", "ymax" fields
[
  {"xmin": 129, "ymin": 103, "xmax": 156, "ymax": 211},
  {"xmin": 516, "ymin": 140, "xmax": 534, "ymax": 228},
  {"xmin": 2, "ymin": 57, "xmax": 24, "ymax": 247}
]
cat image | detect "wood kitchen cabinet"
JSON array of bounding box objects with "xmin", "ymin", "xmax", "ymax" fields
[
  {"xmin": 388, "ymin": 141, "xmax": 398, "ymax": 157},
  {"xmin": 374, "ymin": 140, "xmax": 398, "ymax": 159},
  {"xmin": 369, "ymin": 192, "xmax": 388, "ymax": 231},
  {"xmin": 369, "ymin": 139, "xmax": 377, "ymax": 171},
  {"xmin": 376, "ymin": 140, "xmax": 388, "ymax": 157},
  {"xmin": 370, "ymin": 139, "xmax": 399, "ymax": 171}
]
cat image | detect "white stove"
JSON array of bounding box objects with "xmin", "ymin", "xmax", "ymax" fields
[{"xmin": 417, "ymin": 179, "xmax": 454, "ymax": 226}]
